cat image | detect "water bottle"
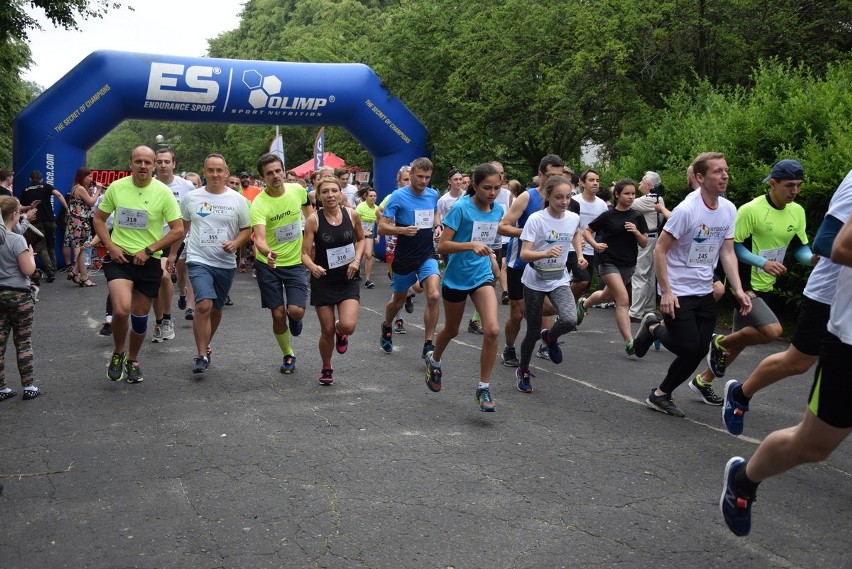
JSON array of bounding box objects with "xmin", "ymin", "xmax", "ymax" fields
[{"xmin": 83, "ymin": 247, "xmax": 92, "ymax": 267}]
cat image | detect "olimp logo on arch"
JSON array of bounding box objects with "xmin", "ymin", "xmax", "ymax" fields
[{"xmin": 239, "ymin": 70, "xmax": 332, "ymax": 117}]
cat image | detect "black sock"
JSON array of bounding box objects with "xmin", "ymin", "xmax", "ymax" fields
[
  {"xmin": 163, "ymin": 313, "xmax": 172, "ymax": 321},
  {"xmin": 733, "ymin": 385, "xmax": 751, "ymax": 406},
  {"xmin": 733, "ymin": 463, "xmax": 759, "ymax": 497},
  {"xmin": 156, "ymin": 319, "xmax": 163, "ymax": 325}
]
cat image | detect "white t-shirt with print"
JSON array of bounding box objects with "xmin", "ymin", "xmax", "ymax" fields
[
  {"xmin": 180, "ymin": 188, "xmax": 251, "ymax": 269},
  {"xmin": 659, "ymin": 194, "xmax": 736, "ymax": 297},
  {"xmin": 520, "ymin": 209, "xmax": 581, "ymax": 292}
]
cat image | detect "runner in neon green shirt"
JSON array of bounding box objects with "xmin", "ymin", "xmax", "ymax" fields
[
  {"xmin": 251, "ymin": 153, "xmax": 314, "ymax": 375},
  {"xmin": 93, "ymin": 145, "xmax": 184, "ymax": 384}
]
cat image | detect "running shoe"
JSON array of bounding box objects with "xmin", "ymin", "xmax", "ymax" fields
[
  {"xmin": 404, "ymin": 294, "xmax": 415, "ymax": 314},
  {"xmin": 161, "ymin": 319, "xmax": 175, "ymax": 341},
  {"xmin": 22, "ymin": 386, "xmax": 41, "ymax": 400},
  {"xmin": 184, "ymin": 308, "xmax": 194, "ymax": 320},
  {"xmin": 178, "ymin": 295, "xmax": 187, "ymax": 311},
  {"xmin": 535, "ymin": 343, "xmax": 550, "ymax": 361},
  {"xmin": 645, "ymin": 389, "xmax": 685, "ymax": 417},
  {"xmin": 98, "ymin": 322, "xmax": 112, "ymax": 336},
  {"xmin": 125, "ymin": 360, "xmax": 144, "ymax": 384},
  {"xmin": 206, "ymin": 346, "xmax": 213, "ymax": 363},
  {"xmin": 720, "ymin": 457, "xmax": 754, "ymax": 536},
  {"xmin": 192, "ymin": 356, "xmax": 209, "ymax": 374},
  {"xmin": 576, "ymin": 295, "xmax": 587, "ymax": 325},
  {"xmin": 380, "ymin": 323, "xmax": 393, "ymax": 353},
  {"xmin": 394, "ymin": 318, "xmax": 407, "ymax": 334},
  {"xmin": 516, "ymin": 368, "xmax": 533, "ymax": 393},
  {"xmin": 689, "ymin": 375, "xmax": 723, "ymax": 405},
  {"xmin": 425, "ymin": 353, "xmax": 442, "ymax": 392},
  {"xmin": 335, "ymin": 321, "xmax": 349, "ymax": 354},
  {"xmin": 288, "ymin": 312, "xmax": 303, "ymax": 337},
  {"xmin": 364, "ymin": 280, "xmax": 375, "ymax": 289},
  {"xmin": 151, "ymin": 324, "xmax": 163, "ymax": 343},
  {"xmin": 501, "ymin": 291, "xmax": 509, "ymax": 305},
  {"xmin": 319, "ymin": 367, "xmax": 334, "ymax": 386},
  {"xmin": 475, "ymin": 386, "xmax": 496, "ymax": 412},
  {"xmin": 625, "ymin": 340, "xmax": 635, "ymax": 356},
  {"xmin": 501, "ymin": 346, "xmax": 519, "ymax": 367},
  {"xmin": 468, "ymin": 319, "xmax": 484, "ymax": 335},
  {"xmin": 540, "ymin": 328, "xmax": 563, "ymax": 364},
  {"xmin": 224, "ymin": 295, "xmax": 233, "ymax": 306},
  {"xmin": 707, "ymin": 333, "xmax": 728, "ymax": 377},
  {"xmin": 632, "ymin": 312, "xmax": 660, "ymax": 358},
  {"xmin": 107, "ymin": 351, "xmax": 126, "ymax": 381},
  {"xmin": 0, "ymin": 389, "xmax": 17, "ymax": 401},
  {"xmin": 722, "ymin": 380, "xmax": 749, "ymax": 435},
  {"xmin": 280, "ymin": 354, "xmax": 297, "ymax": 374},
  {"xmin": 422, "ymin": 340, "xmax": 435, "ymax": 360}
]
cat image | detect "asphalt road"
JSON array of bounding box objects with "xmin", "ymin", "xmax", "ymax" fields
[{"xmin": 1, "ymin": 266, "xmax": 849, "ymax": 569}]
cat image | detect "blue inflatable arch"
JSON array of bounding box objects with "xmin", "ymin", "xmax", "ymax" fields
[{"xmin": 13, "ymin": 50, "xmax": 428, "ymax": 202}]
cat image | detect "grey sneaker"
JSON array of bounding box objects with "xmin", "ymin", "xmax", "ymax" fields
[
  {"xmin": 192, "ymin": 356, "xmax": 209, "ymax": 374},
  {"xmin": 151, "ymin": 324, "xmax": 163, "ymax": 343},
  {"xmin": 125, "ymin": 360, "xmax": 144, "ymax": 384},
  {"xmin": 161, "ymin": 319, "xmax": 175, "ymax": 341},
  {"xmin": 632, "ymin": 312, "xmax": 661, "ymax": 358},
  {"xmin": 501, "ymin": 346, "xmax": 520, "ymax": 367},
  {"xmin": 107, "ymin": 352, "xmax": 126, "ymax": 381},
  {"xmin": 645, "ymin": 389, "xmax": 685, "ymax": 417}
]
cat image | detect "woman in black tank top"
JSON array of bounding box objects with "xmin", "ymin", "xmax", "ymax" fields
[{"xmin": 301, "ymin": 176, "xmax": 367, "ymax": 386}]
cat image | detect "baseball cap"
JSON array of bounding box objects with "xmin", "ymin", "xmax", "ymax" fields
[
  {"xmin": 762, "ymin": 159, "xmax": 804, "ymax": 183},
  {"xmin": 239, "ymin": 171, "xmax": 251, "ymax": 178}
]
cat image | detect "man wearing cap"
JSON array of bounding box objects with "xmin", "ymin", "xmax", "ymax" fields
[
  {"xmin": 239, "ymin": 172, "xmax": 262, "ymax": 202},
  {"xmin": 690, "ymin": 159, "xmax": 816, "ymax": 405}
]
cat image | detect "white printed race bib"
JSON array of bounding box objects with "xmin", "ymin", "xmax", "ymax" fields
[
  {"xmin": 757, "ymin": 246, "xmax": 787, "ymax": 273},
  {"xmin": 115, "ymin": 207, "xmax": 148, "ymax": 230},
  {"xmin": 688, "ymin": 241, "xmax": 719, "ymax": 266},
  {"xmin": 200, "ymin": 226, "xmax": 227, "ymax": 246},
  {"xmin": 414, "ymin": 209, "xmax": 434, "ymax": 229},
  {"xmin": 361, "ymin": 221, "xmax": 374, "ymax": 235},
  {"xmin": 274, "ymin": 221, "xmax": 300, "ymax": 244},
  {"xmin": 471, "ymin": 221, "xmax": 498, "ymax": 246},
  {"xmin": 327, "ymin": 243, "xmax": 356, "ymax": 269}
]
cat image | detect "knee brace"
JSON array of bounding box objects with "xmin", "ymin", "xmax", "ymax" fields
[{"xmin": 130, "ymin": 313, "xmax": 148, "ymax": 335}]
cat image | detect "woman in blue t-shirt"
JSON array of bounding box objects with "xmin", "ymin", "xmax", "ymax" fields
[{"xmin": 424, "ymin": 163, "xmax": 504, "ymax": 413}]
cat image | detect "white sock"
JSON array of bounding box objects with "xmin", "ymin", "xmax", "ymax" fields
[
  {"xmin": 24, "ymin": 385, "xmax": 38, "ymax": 391},
  {"xmin": 0, "ymin": 387, "xmax": 12, "ymax": 393},
  {"xmin": 478, "ymin": 382, "xmax": 489, "ymax": 389},
  {"xmin": 429, "ymin": 355, "xmax": 441, "ymax": 367}
]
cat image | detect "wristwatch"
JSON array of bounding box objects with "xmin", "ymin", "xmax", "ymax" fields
[{"xmin": 144, "ymin": 247, "xmax": 154, "ymax": 256}]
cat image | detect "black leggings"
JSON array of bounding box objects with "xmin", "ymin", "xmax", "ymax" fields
[{"xmin": 654, "ymin": 293, "xmax": 716, "ymax": 394}]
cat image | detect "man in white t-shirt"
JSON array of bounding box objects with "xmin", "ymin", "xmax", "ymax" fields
[
  {"xmin": 152, "ymin": 148, "xmax": 195, "ymax": 343},
  {"xmin": 179, "ymin": 154, "xmax": 251, "ymax": 373},
  {"xmin": 720, "ymin": 213, "xmax": 852, "ymax": 537},
  {"xmin": 571, "ymin": 169, "xmax": 609, "ymax": 301},
  {"xmin": 337, "ymin": 169, "xmax": 359, "ymax": 207},
  {"xmin": 631, "ymin": 152, "xmax": 751, "ymax": 418}
]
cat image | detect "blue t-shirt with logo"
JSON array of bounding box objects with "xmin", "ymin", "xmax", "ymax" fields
[
  {"xmin": 441, "ymin": 195, "xmax": 504, "ymax": 290},
  {"xmin": 382, "ymin": 185, "xmax": 440, "ymax": 262}
]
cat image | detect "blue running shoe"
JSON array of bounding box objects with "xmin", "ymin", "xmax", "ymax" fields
[
  {"xmin": 720, "ymin": 456, "xmax": 754, "ymax": 536},
  {"xmin": 535, "ymin": 343, "xmax": 550, "ymax": 361},
  {"xmin": 475, "ymin": 386, "xmax": 496, "ymax": 412},
  {"xmin": 516, "ymin": 368, "xmax": 533, "ymax": 393},
  {"xmin": 540, "ymin": 329, "xmax": 563, "ymax": 364},
  {"xmin": 722, "ymin": 380, "xmax": 749, "ymax": 435},
  {"xmin": 380, "ymin": 323, "xmax": 393, "ymax": 353},
  {"xmin": 280, "ymin": 354, "xmax": 296, "ymax": 374},
  {"xmin": 425, "ymin": 353, "xmax": 442, "ymax": 392}
]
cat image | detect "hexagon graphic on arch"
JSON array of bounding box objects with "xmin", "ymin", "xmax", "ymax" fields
[{"xmin": 13, "ymin": 50, "xmax": 428, "ymax": 202}]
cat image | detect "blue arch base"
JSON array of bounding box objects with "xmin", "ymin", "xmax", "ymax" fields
[{"xmin": 13, "ymin": 50, "xmax": 429, "ymax": 257}]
